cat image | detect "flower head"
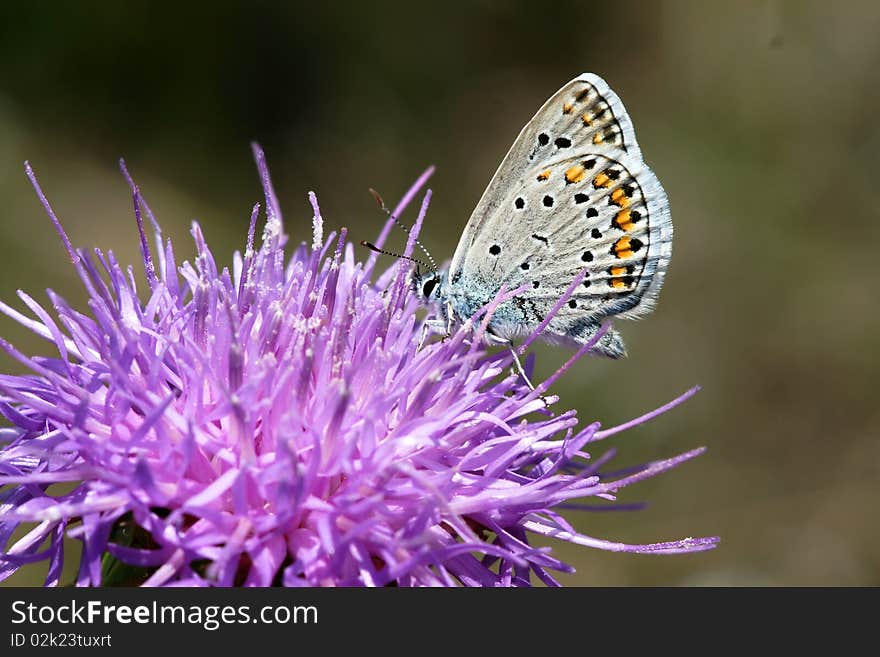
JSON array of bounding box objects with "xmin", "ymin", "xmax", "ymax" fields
[{"xmin": 0, "ymin": 144, "xmax": 717, "ymax": 586}]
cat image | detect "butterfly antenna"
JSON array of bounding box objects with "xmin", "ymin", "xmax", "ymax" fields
[
  {"xmin": 369, "ymin": 188, "xmax": 439, "ymax": 273},
  {"xmin": 360, "ymin": 241, "xmax": 430, "ymax": 273}
]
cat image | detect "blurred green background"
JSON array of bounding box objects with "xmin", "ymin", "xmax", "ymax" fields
[{"xmin": 2, "ymin": 1, "xmax": 878, "ymax": 586}]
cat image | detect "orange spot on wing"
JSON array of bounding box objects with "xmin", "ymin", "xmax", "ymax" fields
[
  {"xmin": 581, "ymin": 113, "xmax": 593, "ymax": 126},
  {"xmin": 537, "ymin": 170, "xmax": 551, "ymax": 181},
  {"xmin": 610, "ymin": 266, "xmax": 627, "ymax": 277},
  {"xmin": 565, "ymin": 165, "xmax": 586, "ymax": 183},
  {"xmin": 593, "ymin": 172, "xmax": 611, "ymax": 188},
  {"xmin": 592, "ymin": 132, "xmax": 604, "ymax": 145},
  {"xmin": 610, "ymin": 278, "xmax": 627, "ymax": 289},
  {"xmin": 612, "ymin": 236, "xmax": 634, "ymax": 259},
  {"xmin": 611, "ymin": 188, "xmax": 630, "ymax": 208},
  {"xmin": 614, "ymin": 210, "xmax": 634, "ymax": 231},
  {"xmin": 563, "ymin": 102, "xmax": 573, "ymax": 114}
]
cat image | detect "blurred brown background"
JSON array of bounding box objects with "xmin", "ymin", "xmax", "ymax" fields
[{"xmin": 1, "ymin": 1, "xmax": 878, "ymax": 586}]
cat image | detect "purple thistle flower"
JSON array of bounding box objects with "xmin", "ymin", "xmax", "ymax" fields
[{"xmin": 0, "ymin": 144, "xmax": 717, "ymax": 587}]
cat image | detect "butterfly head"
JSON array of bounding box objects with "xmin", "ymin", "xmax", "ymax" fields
[
  {"xmin": 412, "ymin": 269, "xmax": 445, "ymax": 306},
  {"xmin": 360, "ymin": 239, "xmax": 445, "ymax": 307}
]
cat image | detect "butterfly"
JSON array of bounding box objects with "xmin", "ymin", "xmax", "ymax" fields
[{"xmin": 412, "ymin": 73, "xmax": 672, "ymax": 362}]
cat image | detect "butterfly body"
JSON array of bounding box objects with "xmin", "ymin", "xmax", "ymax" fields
[
  {"xmin": 414, "ymin": 73, "xmax": 672, "ymax": 359},
  {"xmin": 413, "ymin": 267, "xmax": 628, "ymax": 358}
]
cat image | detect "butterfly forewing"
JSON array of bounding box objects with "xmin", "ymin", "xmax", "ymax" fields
[
  {"xmin": 447, "ymin": 73, "xmax": 672, "ymax": 341},
  {"xmin": 449, "ymin": 73, "xmax": 642, "ymax": 277}
]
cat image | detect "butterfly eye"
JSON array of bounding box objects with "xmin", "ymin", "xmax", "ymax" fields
[{"xmin": 422, "ymin": 277, "xmax": 438, "ymax": 298}]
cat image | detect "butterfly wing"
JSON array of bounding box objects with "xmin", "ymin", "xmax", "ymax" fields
[
  {"xmin": 447, "ymin": 73, "xmax": 672, "ymax": 347},
  {"xmin": 449, "ymin": 73, "xmax": 644, "ymax": 276}
]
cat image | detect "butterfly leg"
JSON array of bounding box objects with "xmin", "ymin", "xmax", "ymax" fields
[
  {"xmin": 506, "ymin": 343, "xmax": 537, "ymax": 390},
  {"xmin": 418, "ymin": 322, "xmax": 430, "ymax": 351},
  {"xmin": 419, "ymin": 319, "xmax": 449, "ymax": 350},
  {"xmin": 418, "ymin": 319, "xmax": 446, "ymax": 351},
  {"xmin": 485, "ymin": 333, "xmax": 550, "ymax": 405},
  {"xmin": 445, "ymin": 302, "xmax": 455, "ymax": 339}
]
